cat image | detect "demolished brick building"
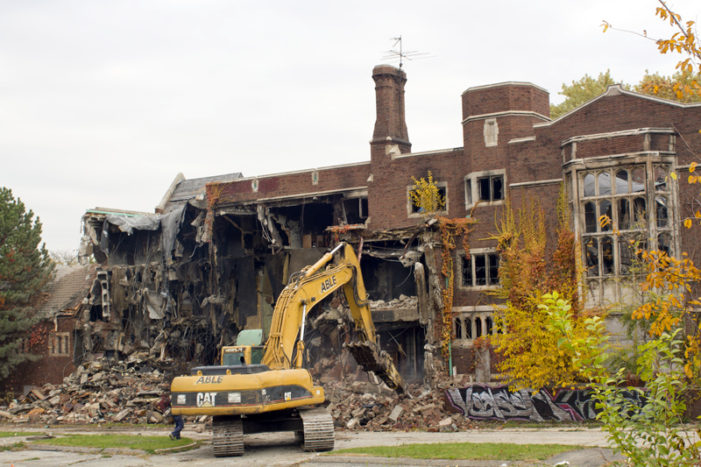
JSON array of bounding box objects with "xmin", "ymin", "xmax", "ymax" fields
[{"xmin": 69, "ymin": 64, "xmax": 701, "ymax": 388}]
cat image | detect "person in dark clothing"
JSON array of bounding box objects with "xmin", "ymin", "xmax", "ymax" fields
[
  {"xmin": 156, "ymin": 393, "xmax": 184, "ymax": 440},
  {"xmin": 170, "ymin": 414, "xmax": 184, "ymax": 440}
]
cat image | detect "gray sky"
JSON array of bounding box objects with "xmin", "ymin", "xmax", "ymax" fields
[{"xmin": 1, "ymin": 0, "xmax": 698, "ymax": 253}]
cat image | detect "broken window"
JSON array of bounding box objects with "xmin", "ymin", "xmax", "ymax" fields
[
  {"xmin": 409, "ymin": 184, "xmax": 447, "ymax": 214},
  {"xmin": 618, "ymin": 199, "xmax": 630, "ymax": 230},
  {"xmin": 578, "ymin": 164, "xmax": 675, "ymax": 279},
  {"xmin": 477, "ymin": 175, "xmax": 504, "ymax": 202},
  {"xmin": 585, "ymin": 202, "xmax": 597, "ymax": 232},
  {"xmin": 462, "ymin": 251, "xmax": 499, "ymax": 287},
  {"xmin": 656, "ymin": 196, "xmax": 668, "ymax": 227},
  {"xmin": 465, "ymin": 171, "xmax": 505, "ymax": 208},
  {"xmin": 658, "ymin": 232, "xmax": 672, "ymax": 256},
  {"xmin": 342, "ymin": 197, "xmax": 368, "ymax": 224}
]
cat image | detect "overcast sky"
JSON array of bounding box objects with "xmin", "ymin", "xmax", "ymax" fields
[{"xmin": 0, "ymin": 0, "xmax": 698, "ymax": 253}]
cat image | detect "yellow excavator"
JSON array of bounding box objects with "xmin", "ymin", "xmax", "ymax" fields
[{"xmin": 170, "ymin": 242, "xmax": 405, "ymax": 456}]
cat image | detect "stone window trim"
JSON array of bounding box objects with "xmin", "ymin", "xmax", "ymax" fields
[
  {"xmin": 406, "ymin": 182, "xmax": 449, "ymax": 218},
  {"xmin": 452, "ymin": 305, "xmax": 499, "ymax": 347},
  {"xmin": 465, "ymin": 169, "xmax": 506, "ymax": 209},
  {"xmin": 458, "ymin": 247, "xmax": 500, "ymax": 290},
  {"xmin": 49, "ymin": 332, "xmax": 70, "ymax": 357}
]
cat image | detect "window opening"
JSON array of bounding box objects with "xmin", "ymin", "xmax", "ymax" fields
[
  {"xmin": 579, "ymin": 163, "xmax": 674, "ymax": 280},
  {"xmin": 462, "ymin": 252, "xmax": 499, "ymax": 287},
  {"xmin": 477, "ymin": 175, "xmax": 504, "ymax": 202}
]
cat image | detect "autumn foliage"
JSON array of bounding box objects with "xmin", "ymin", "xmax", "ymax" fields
[
  {"xmin": 409, "ymin": 171, "xmax": 445, "ymax": 214},
  {"xmin": 633, "ymin": 249, "xmax": 701, "ymax": 380},
  {"xmin": 491, "ymin": 193, "xmax": 599, "ymax": 390}
]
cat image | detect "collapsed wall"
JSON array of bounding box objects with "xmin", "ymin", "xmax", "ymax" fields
[{"xmin": 76, "ymin": 197, "xmax": 439, "ymax": 388}]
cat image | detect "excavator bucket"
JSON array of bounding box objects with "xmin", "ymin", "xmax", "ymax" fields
[{"xmin": 345, "ymin": 340, "xmax": 405, "ymax": 394}]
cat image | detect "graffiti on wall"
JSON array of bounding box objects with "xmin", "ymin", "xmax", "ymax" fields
[{"xmin": 445, "ymin": 385, "xmax": 644, "ymax": 422}]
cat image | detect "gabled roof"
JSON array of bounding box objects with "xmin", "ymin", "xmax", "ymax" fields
[
  {"xmin": 537, "ymin": 84, "xmax": 701, "ymax": 128},
  {"xmin": 38, "ymin": 264, "xmax": 97, "ymax": 317}
]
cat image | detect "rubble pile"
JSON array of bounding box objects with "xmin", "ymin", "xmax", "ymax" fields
[
  {"xmin": 325, "ymin": 379, "xmax": 473, "ymax": 432},
  {"xmin": 2, "ymin": 340, "xmax": 465, "ymax": 433},
  {"xmin": 0, "ymin": 353, "xmax": 180, "ymax": 425}
]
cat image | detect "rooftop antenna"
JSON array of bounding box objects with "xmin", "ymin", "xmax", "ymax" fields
[{"xmin": 382, "ymin": 36, "xmax": 429, "ymax": 68}]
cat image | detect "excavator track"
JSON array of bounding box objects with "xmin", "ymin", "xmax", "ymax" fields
[
  {"xmin": 212, "ymin": 416, "xmax": 244, "ymax": 457},
  {"xmin": 299, "ymin": 408, "xmax": 334, "ymax": 451}
]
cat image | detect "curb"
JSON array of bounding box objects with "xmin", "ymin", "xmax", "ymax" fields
[{"xmin": 26, "ymin": 440, "xmax": 200, "ymax": 456}]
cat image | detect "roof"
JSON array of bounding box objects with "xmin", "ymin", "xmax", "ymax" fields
[
  {"xmin": 37, "ymin": 264, "xmax": 97, "ymax": 317},
  {"xmin": 537, "ymin": 84, "xmax": 701, "ymax": 127},
  {"xmin": 160, "ymin": 172, "xmax": 244, "ymax": 212}
]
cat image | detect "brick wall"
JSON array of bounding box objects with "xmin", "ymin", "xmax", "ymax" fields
[
  {"xmin": 10, "ymin": 316, "xmax": 77, "ymax": 392},
  {"xmin": 210, "ymin": 163, "xmax": 370, "ymax": 206}
]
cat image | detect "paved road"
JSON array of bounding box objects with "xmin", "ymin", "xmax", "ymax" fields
[{"xmin": 0, "ymin": 425, "xmax": 636, "ymax": 466}]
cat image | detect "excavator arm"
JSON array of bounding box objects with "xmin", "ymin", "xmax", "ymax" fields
[{"xmin": 261, "ymin": 242, "xmax": 405, "ymax": 393}]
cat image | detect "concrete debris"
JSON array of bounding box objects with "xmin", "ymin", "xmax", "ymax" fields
[
  {"xmin": 0, "ymin": 353, "xmax": 185, "ymax": 426},
  {"xmin": 325, "ymin": 379, "xmax": 474, "ymax": 432},
  {"xmin": 5, "ymin": 347, "xmax": 466, "ymax": 434}
]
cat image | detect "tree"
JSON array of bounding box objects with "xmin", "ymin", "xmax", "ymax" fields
[
  {"xmin": 565, "ymin": 250, "xmax": 701, "ymax": 465},
  {"xmin": 636, "ymin": 69, "xmax": 701, "ymax": 103},
  {"xmin": 551, "ymin": 68, "xmax": 701, "ymax": 121},
  {"xmin": 550, "ymin": 70, "xmax": 622, "ymax": 119},
  {"xmin": 603, "ymin": 0, "xmax": 701, "ymax": 103},
  {"xmin": 409, "ymin": 171, "xmax": 445, "ymax": 214},
  {"xmin": 0, "ymin": 187, "xmax": 53, "ymax": 379}
]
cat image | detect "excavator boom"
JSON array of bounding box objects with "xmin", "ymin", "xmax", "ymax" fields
[{"xmin": 261, "ymin": 242, "xmax": 405, "ymax": 393}]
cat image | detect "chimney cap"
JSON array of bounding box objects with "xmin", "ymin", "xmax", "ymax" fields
[{"xmin": 372, "ymin": 64, "xmax": 406, "ymax": 78}]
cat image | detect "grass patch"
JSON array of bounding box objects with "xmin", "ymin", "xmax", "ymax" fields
[
  {"xmin": 331, "ymin": 442, "xmax": 583, "ymax": 461},
  {"xmin": 32, "ymin": 434, "xmax": 193, "ymax": 454},
  {"xmin": 0, "ymin": 442, "xmax": 25, "ymax": 451},
  {"xmin": 0, "ymin": 431, "xmax": 45, "ymax": 438}
]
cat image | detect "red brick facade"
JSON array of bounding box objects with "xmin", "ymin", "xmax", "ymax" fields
[{"xmin": 207, "ymin": 65, "xmax": 701, "ymax": 376}]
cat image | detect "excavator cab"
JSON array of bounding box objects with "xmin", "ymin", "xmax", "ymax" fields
[{"xmin": 220, "ymin": 329, "xmax": 265, "ymax": 365}]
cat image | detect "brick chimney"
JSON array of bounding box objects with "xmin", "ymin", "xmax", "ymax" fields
[{"xmin": 370, "ymin": 65, "xmax": 411, "ymax": 161}]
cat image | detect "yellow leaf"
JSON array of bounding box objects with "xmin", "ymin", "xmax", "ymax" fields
[
  {"xmin": 670, "ymin": 171, "xmax": 678, "ymax": 180},
  {"xmin": 689, "ymin": 175, "xmax": 698, "ymax": 184},
  {"xmin": 691, "ymin": 162, "xmax": 697, "ymax": 173},
  {"xmin": 684, "ymin": 218, "xmax": 693, "ymax": 229},
  {"xmin": 695, "ymin": 211, "xmax": 701, "ymax": 218}
]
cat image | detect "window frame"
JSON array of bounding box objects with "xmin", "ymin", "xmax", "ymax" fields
[
  {"xmin": 452, "ymin": 306, "xmax": 499, "ymax": 345},
  {"xmin": 577, "ymin": 163, "xmax": 675, "ymax": 280},
  {"xmin": 459, "ymin": 248, "xmax": 500, "ymax": 289},
  {"xmin": 49, "ymin": 332, "xmax": 70, "ymax": 357},
  {"xmin": 407, "ymin": 181, "xmax": 449, "ymax": 217},
  {"xmin": 465, "ymin": 169, "xmax": 506, "ymax": 209}
]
